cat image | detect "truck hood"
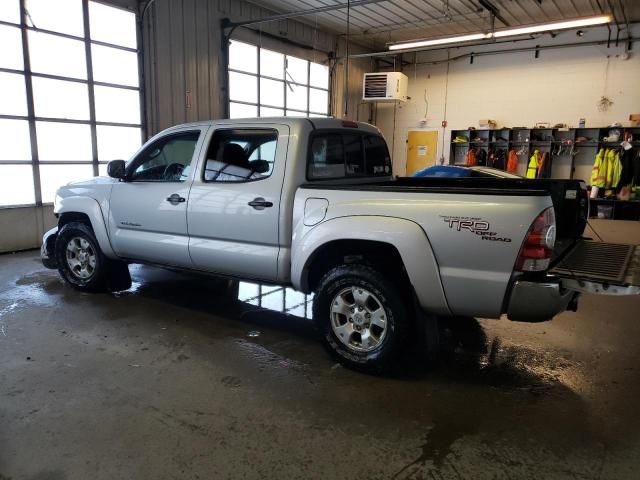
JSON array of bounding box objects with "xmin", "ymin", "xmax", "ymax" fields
[{"xmin": 55, "ymin": 175, "xmax": 116, "ymax": 206}]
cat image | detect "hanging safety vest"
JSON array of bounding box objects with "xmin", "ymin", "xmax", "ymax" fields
[
  {"xmin": 590, "ymin": 148, "xmax": 606, "ymax": 188},
  {"xmin": 526, "ymin": 150, "xmax": 539, "ymax": 179},
  {"xmin": 507, "ymin": 149, "xmax": 518, "ymax": 174}
]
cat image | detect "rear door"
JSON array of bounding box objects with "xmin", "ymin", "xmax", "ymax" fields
[
  {"xmin": 108, "ymin": 127, "xmax": 207, "ymax": 267},
  {"xmin": 187, "ymin": 125, "xmax": 289, "ymax": 281}
]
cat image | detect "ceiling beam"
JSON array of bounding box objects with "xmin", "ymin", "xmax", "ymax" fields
[{"xmin": 223, "ymin": 0, "xmax": 391, "ymax": 28}]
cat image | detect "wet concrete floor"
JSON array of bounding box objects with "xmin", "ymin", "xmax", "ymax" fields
[{"xmin": 1, "ymin": 219, "xmax": 640, "ymax": 479}]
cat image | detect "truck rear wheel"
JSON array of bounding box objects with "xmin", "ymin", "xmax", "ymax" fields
[{"xmin": 313, "ymin": 264, "xmax": 411, "ymax": 374}]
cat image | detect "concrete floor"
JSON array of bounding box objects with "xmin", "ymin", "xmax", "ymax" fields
[{"xmin": 1, "ymin": 219, "xmax": 639, "ymax": 480}]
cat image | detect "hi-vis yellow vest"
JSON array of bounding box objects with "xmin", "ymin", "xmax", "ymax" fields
[
  {"xmin": 526, "ymin": 150, "xmax": 539, "ymax": 179},
  {"xmin": 590, "ymin": 148, "xmax": 606, "ymax": 188}
]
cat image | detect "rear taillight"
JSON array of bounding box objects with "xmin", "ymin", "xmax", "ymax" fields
[{"xmin": 516, "ymin": 207, "xmax": 556, "ymax": 272}]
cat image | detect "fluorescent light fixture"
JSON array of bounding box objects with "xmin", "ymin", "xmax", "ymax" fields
[
  {"xmin": 388, "ymin": 33, "xmax": 490, "ymax": 51},
  {"xmin": 493, "ymin": 15, "xmax": 611, "ymax": 37},
  {"xmin": 387, "ymin": 15, "xmax": 612, "ymax": 51}
]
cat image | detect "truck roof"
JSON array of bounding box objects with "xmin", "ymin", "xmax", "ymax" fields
[{"xmin": 165, "ymin": 117, "xmax": 382, "ymax": 135}]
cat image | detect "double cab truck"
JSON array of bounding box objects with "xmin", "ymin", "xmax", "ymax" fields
[{"xmin": 41, "ymin": 118, "xmax": 640, "ymax": 373}]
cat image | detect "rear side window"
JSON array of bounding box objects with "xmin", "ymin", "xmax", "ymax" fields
[{"xmin": 308, "ymin": 132, "xmax": 391, "ymax": 180}]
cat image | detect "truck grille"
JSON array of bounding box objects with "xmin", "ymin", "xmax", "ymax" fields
[{"xmin": 552, "ymin": 241, "xmax": 634, "ymax": 283}]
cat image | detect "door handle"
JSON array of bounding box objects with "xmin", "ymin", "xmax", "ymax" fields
[
  {"xmin": 248, "ymin": 197, "xmax": 273, "ymax": 210},
  {"xmin": 166, "ymin": 193, "xmax": 186, "ymax": 205}
]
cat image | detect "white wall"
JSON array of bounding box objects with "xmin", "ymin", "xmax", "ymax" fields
[
  {"xmin": 375, "ymin": 25, "xmax": 640, "ymax": 177},
  {"xmin": 0, "ymin": 205, "xmax": 56, "ymax": 253}
]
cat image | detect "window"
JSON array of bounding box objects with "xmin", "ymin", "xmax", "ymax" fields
[
  {"xmin": 204, "ymin": 129, "xmax": 278, "ymax": 183},
  {"xmin": 308, "ymin": 133, "xmax": 392, "ymax": 180},
  {"xmin": 0, "ymin": 1, "xmax": 142, "ymax": 207},
  {"xmin": 130, "ymin": 132, "xmax": 200, "ymax": 182},
  {"xmin": 227, "ymin": 40, "xmax": 329, "ymax": 119}
]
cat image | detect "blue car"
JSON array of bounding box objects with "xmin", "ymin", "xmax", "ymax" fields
[{"xmin": 412, "ymin": 165, "xmax": 521, "ymax": 178}]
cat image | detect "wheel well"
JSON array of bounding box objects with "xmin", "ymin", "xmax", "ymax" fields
[
  {"xmin": 58, "ymin": 212, "xmax": 92, "ymax": 231},
  {"xmin": 304, "ymin": 240, "xmax": 410, "ymax": 293}
]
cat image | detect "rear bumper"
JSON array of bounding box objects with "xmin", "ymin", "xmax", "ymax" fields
[
  {"xmin": 41, "ymin": 227, "xmax": 58, "ymax": 269},
  {"xmin": 507, "ymin": 280, "xmax": 578, "ymax": 322}
]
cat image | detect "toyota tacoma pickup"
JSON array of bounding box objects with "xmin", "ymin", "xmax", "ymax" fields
[{"xmin": 41, "ymin": 118, "xmax": 640, "ymax": 373}]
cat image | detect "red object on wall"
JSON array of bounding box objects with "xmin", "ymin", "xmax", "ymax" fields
[{"xmin": 441, "ymin": 120, "xmax": 448, "ymax": 127}]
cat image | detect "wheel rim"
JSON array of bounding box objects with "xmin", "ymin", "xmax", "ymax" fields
[
  {"xmin": 330, "ymin": 286, "xmax": 388, "ymax": 353},
  {"xmin": 65, "ymin": 237, "xmax": 97, "ymax": 280}
]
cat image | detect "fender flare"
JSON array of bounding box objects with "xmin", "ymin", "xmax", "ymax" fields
[
  {"xmin": 56, "ymin": 196, "xmax": 117, "ymax": 259},
  {"xmin": 291, "ymin": 215, "xmax": 451, "ymax": 316}
]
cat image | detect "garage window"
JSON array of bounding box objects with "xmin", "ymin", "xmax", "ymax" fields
[
  {"xmin": 0, "ymin": 0, "xmax": 142, "ymax": 207},
  {"xmin": 228, "ymin": 40, "xmax": 329, "ymax": 119}
]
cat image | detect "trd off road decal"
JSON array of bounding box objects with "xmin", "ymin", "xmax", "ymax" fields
[{"xmin": 440, "ymin": 215, "xmax": 511, "ymax": 243}]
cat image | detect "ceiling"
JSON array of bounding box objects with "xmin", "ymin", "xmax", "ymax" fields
[{"xmin": 251, "ymin": 0, "xmax": 640, "ymax": 50}]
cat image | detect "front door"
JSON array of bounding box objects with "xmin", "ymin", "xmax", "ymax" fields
[
  {"xmin": 187, "ymin": 125, "xmax": 289, "ymax": 281},
  {"xmin": 108, "ymin": 127, "xmax": 207, "ymax": 267}
]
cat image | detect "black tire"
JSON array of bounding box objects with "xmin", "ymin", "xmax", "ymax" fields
[
  {"xmin": 55, "ymin": 221, "xmax": 131, "ymax": 293},
  {"xmin": 312, "ymin": 264, "xmax": 412, "ymax": 374}
]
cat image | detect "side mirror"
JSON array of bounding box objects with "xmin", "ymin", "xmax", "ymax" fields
[{"xmin": 107, "ymin": 160, "xmax": 126, "ymax": 179}]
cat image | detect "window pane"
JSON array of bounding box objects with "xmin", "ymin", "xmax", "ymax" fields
[
  {"xmin": 89, "ymin": 1, "xmax": 137, "ymax": 48},
  {"xmin": 260, "ymin": 107, "xmax": 283, "ymax": 117},
  {"xmin": 0, "ymin": 165, "xmax": 35, "ymax": 206},
  {"xmin": 39, "ymin": 164, "xmax": 93, "ymax": 203},
  {"xmin": 0, "ymin": 0, "xmax": 20, "ymax": 24},
  {"xmin": 0, "ymin": 120, "xmax": 30, "ymax": 160},
  {"xmin": 229, "ymin": 71, "xmax": 257, "ymax": 103},
  {"xmin": 204, "ymin": 129, "xmax": 277, "ymax": 182},
  {"xmin": 36, "ymin": 122, "xmax": 92, "ymax": 161},
  {"xmin": 286, "ymin": 56, "xmax": 308, "ymax": 85},
  {"xmin": 29, "ymin": 31, "xmax": 87, "ymax": 79},
  {"xmin": 364, "ymin": 135, "xmax": 392, "ymax": 176},
  {"xmin": 260, "ymin": 49, "xmax": 283, "ymax": 79},
  {"xmin": 344, "ymin": 135, "xmax": 364, "ymax": 176},
  {"xmin": 131, "ymin": 132, "xmax": 199, "ymax": 182},
  {"xmin": 229, "ymin": 40, "xmax": 257, "ymax": 74},
  {"xmin": 310, "ymin": 62, "xmax": 329, "ymax": 89},
  {"xmin": 97, "ymin": 125, "xmax": 141, "ymax": 161},
  {"xmin": 98, "ymin": 163, "xmax": 108, "ymax": 176},
  {"xmin": 286, "ymin": 83, "xmax": 307, "ymax": 111},
  {"xmin": 0, "ymin": 25, "xmax": 23, "ymax": 70},
  {"xmin": 94, "ymin": 85, "xmax": 140, "ymax": 124},
  {"xmin": 26, "ymin": 0, "xmax": 84, "ymax": 37},
  {"xmin": 260, "ymin": 78, "xmax": 284, "ymax": 108},
  {"xmin": 309, "ymin": 88, "xmax": 328, "ymax": 114},
  {"xmin": 0, "ymin": 72, "xmax": 27, "ymax": 116},
  {"xmin": 32, "ymin": 77, "xmax": 89, "ymax": 120},
  {"xmin": 286, "ymin": 110, "xmax": 306, "ymax": 117},
  {"xmin": 92, "ymin": 44, "xmax": 139, "ymax": 87},
  {"xmin": 308, "ymin": 135, "xmax": 344, "ymax": 179},
  {"xmin": 229, "ymin": 102, "xmax": 257, "ymax": 119}
]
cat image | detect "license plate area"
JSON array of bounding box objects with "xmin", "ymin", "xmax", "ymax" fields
[{"xmin": 550, "ymin": 240, "xmax": 640, "ymax": 287}]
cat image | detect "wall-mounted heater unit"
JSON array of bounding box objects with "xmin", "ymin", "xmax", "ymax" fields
[{"xmin": 362, "ymin": 72, "xmax": 408, "ymax": 102}]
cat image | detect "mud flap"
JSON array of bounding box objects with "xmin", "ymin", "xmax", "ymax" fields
[{"xmin": 551, "ymin": 240, "xmax": 640, "ymax": 296}]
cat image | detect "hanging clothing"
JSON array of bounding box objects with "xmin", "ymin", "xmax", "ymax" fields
[
  {"xmin": 493, "ymin": 149, "xmax": 506, "ymax": 170},
  {"xmin": 507, "ymin": 149, "xmax": 518, "ymax": 174},
  {"xmin": 619, "ymin": 148, "xmax": 640, "ymax": 188},
  {"xmin": 526, "ymin": 149, "xmax": 540, "ymax": 179},
  {"xmin": 476, "ymin": 149, "xmax": 487, "ymax": 166},
  {"xmin": 537, "ymin": 151, "xmax": 551, "ymax": 179},
  {"xmin": 590, "ymin": 148, "xmax": 606, "ymax": 188},
  {"xmin": 465, "ymin": 148, "xmax": 477, "ymax": 166},
  {"xmin": 611, "ymin": 150, "xmax": 622, "ymax": 189}
]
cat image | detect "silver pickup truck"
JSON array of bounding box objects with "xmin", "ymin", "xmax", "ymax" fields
[{"xmin": 41, "ymin": 118, "xmax": 640, "ymax": 373}]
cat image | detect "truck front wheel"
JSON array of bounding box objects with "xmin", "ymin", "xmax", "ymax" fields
[{"xmin": 313, "ymin": 264, "xmax": 411, "ymax": 374}]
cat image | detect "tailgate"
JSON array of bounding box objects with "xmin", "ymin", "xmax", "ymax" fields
[{"xmin": 550, "ymin": 240, "xmax": 640, "ymax": 294}]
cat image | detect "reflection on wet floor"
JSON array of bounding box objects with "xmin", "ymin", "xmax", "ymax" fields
[{"xmin": 238, "ymin": 282, "xmax": 314, "ymax": 320}]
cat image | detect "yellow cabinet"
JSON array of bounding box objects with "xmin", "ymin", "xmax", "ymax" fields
[{"xmin": 406, "ymin": 130, "xmax": 438, "ymax": 175}]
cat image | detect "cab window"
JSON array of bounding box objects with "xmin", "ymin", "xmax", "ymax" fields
[
  {"xmin": 129, "ymin": 131, "xmax": 200, "ymax": 182},
  {"xmin": 204, "ymin": 129, "xmax": 278, "ymax": 182}
]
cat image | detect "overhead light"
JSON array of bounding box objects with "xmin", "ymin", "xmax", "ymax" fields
[
  {"xmin": 388, "ymin": 33, "xmax": 490, "ymax": 51},
  {"xmin": 493, "ymin": 15, "xmax": 611, "ymax": 38},
  {"xmin": 387, "ymin": 15, "xmax": 611, "ymax": 51}
]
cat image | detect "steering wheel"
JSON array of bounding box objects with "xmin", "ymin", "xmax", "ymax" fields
[{"xmin": 162, "ymin": 163, "xmax": 185, "ymax": 180}]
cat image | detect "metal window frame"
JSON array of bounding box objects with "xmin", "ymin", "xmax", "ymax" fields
[
  {"xmin": 0, "ymin": 0, "xmax": 144, "ymax": 208},
  {"xmin": 227, "ymin": 39, "xmax": 330, "ymax": 120}
]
